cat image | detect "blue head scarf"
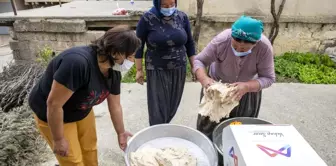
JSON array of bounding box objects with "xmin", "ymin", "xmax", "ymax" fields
[
  {"xmin": 231, "ymin": 15, "xmax": 264, "ymax": 42},
  {"xmin": 149, "ymin": 0, "xmax": 178, "ymax": 17}
]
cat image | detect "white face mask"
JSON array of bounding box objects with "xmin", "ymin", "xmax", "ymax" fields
[
  {"xmin": 113, "ymin": 59, "xmax": 134, "ymax": 76},
  {"xmin": 231, "ymin": 44, "xmax": 252, "ymax": 57}
]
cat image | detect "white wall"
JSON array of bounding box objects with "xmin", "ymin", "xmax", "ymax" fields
[{"xmin": 179, "ymin": 0, "xmax": 336, "ymax": 19}]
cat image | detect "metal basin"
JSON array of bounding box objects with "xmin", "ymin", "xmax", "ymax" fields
[
  {"xmin": 212, "ymin": 117, "xmax": 272, "ymax": 159},
  {"xmin": 124, "ymin": 124, "xmax": 218, "ymax": 166}
]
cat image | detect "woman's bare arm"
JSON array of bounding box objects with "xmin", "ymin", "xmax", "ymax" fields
[
  {"xmin": 106, "ymin": 94, "xmax": 125, "ymax": 135},
  {"xmin": 46, "ymin": 80, "xmax": 73, "ymax": 141}
]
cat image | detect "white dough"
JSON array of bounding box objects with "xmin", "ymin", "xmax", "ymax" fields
[
  {"xmin": 198, "ymin": 81, "xmax": 239, "ymax": 123},
  {"xmin": 130, "ymin": 147, "xmax": 161, "ymax": 166},
  {"xmin": 130, "ymin": 147, "xmax": 197, "ymax": 166}
]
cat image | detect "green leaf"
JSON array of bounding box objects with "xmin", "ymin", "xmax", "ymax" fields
[{"xmin": 274, "ymin": 52, "xmax": 336, "ymax": 84}]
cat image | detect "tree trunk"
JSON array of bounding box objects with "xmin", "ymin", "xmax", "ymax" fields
[
  {"xmin": 193, "ymin": 0, "xmax": 204, "ymax": 52},
  {"xmin": 269, "ymin": 0, "xmax": 286, "ymax": 45}
]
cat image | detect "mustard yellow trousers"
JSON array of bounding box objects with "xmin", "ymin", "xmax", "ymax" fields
[{"xmin": 34, "ymin": 110, "xmax": 98, "ymax": 166}]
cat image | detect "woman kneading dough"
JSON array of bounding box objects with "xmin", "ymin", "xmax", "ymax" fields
[{"xmin": 193, "ymin": 15, "xmax": 276, "ymax": 139}]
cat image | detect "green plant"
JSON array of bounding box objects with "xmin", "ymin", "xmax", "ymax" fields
[
  {"xmin": 298, "ymin": 65, "xmax": 336, "ymax": 84},
  {"xmin": 36, "ymin": 46, "xmax": 54, "ymax": 67},
  {"xmin": 121, "ymin": 58, "xmax": 193, "ymax": 83},
  {"xmin": 121, "ymin": 47, "xmax": 194, "ymax": 83},
  {"xmin": 121, "ymin": 58, "xmax": 147, "ymax": 83},
  {"xmin": 274, "ymin": 52, "xmax": 336, "ymax": 84},
  {"xmin": 186, "ymin": 58, "xmax": 193, "ymax": 79},
  {"xmin": 274, "ymin": 58, "xmax": 302, "ymax": 79},
  {"xmin": 280, "ymin": 52, "xmax": 336, "ymax": 68}
]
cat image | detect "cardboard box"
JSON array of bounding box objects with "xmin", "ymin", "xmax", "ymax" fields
[{"xmin": 222, "ymin": 124, "xmax": 328, "ymax": 166}]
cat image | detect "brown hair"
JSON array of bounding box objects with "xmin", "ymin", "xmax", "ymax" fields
[{"xmin": 91, "ymin": 25, "xmax": 141, "ymax": 66}]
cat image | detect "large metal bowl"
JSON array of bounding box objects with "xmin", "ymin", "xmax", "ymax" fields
[
  {"xmin": 212, "ymin": 117, "xmax": 272, "ymax": 164},
  {"xmin": 124, "ymin": 124, "xmax": 218, "ymax": 166}
]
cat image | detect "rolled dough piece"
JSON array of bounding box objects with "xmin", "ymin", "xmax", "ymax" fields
[
  {"xmin": 198, "ymin": 81, "xmax": 239, "ymax": 123},
  {"xmin": 130, "ymin": 147, "xmax": 197, "ymax": 166}
]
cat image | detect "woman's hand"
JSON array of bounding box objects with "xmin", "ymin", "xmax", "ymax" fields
[
  {"xmin": 136, "ymin": 70, "xmax": 144, "ymax": 85},
  {"xmin": 53, "ymin": 138, "xmax": 69, "ymax": 157},
  {"xmin": 118, "ymin": 131, "xmax": 133, "ymax": 151},
  {"xmin": 199, "ymin": 76, "xmax": 215, "ymax": 88},
  {"xmin": 231, "ymin": 82, "xmax": 250, "ymax": 101},
  {"xmin": 191, "ymin": 72, "xmax": 197, "ymax": 82}
]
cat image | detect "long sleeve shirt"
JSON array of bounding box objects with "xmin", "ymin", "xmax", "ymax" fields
[
  {"xmin": 193, "ymin": 29, "xmax": 276, "ymax": 89},
  {"xmin": 135, "ymin": 10, "xmax": 196, "ymax": 70}
]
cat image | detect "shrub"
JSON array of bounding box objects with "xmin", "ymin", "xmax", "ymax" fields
[
  {"xmin": 0, "ymin": 46, "xmax": 51, "ymax": 165},
  {"xmin": 298, "ymin": 65, "xmax": 336, "ymax": 84},
  {"xmin": 275, "ymin": 58, "xmax": 302, "ymax": 79},
  {"xmin": 280, "ymin": 52, "xmax": 336, "ymax": 68},
  {"xmin": 122, "ymin": 58, "xmax": 147, "ymax": 83},
  {"xmin": 121, "ymin": 58, "xmax": 193, "ymax": 83},
  {"xmin": 36, "ymin": 47, "xmax": 54, "ymax": 67},
  {"xmin": 275, "ymin": 52, "xmax": 336, "ymax": 84}
]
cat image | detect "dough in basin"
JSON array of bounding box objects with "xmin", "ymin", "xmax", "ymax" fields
[
  {"xmin": 130, "ymin": 147, "xmax": 197, "ymax": 166},
  {"xmin": 130, "ymin": 147, "xmax": 161, "ymax": 166}
]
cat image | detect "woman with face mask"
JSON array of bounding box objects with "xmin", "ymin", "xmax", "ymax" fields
[
  {"xmin": 135, "ymin": 0, "xmax": 196, "ymax": 126},
  {"xmin": 28, "ymin": 25, "xmax": 141, "ymax": 166},
  {"xmin": 193, "ymin": 16, "xmax": 276, "ymax": 140}
]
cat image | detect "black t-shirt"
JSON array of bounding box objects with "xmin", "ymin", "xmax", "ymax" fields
[{"xmin": 28, "ymin": 46, "xmax": 121, "ymax": 123}]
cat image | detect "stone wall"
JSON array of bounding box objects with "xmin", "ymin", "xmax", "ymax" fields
[
  {"xmin": 177, "ymin": 0, "xmax": 336, "ymax": 57},
  {"xmin": 179, "ymin": 0, "xmax": 336, "ymax": 19},
  {"xmin": 198, "ymin": 21, "xmax": 336, "ymax": 55},
  {"xmin": 9, "ymin": 19, "xmax": 104, "ymax": 60},
  {"xmin": 8, "ymin": 17, "xmax": 336, "ymax": 60}
]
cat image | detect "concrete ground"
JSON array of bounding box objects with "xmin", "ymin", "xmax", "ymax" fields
[
  {"xmin": 0, "ymin": 1, "xmax": 152, "ymax": 20},
  {"xmin": 40, "ymin": 83, "xmax": 336, "ymax": 166},
  {"xmin": 0, "ymin": 46, "xmax": 13, "ymax": 73},
  {"xmin": 1, "ymin": 46, "xmax": 335, "ymax": 165}
]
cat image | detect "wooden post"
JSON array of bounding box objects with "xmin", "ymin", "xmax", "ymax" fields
[
  {"xmin": 193, "ymin": 0, "xmax": 204, "ymax": 52},
  {"xmin": 9, "ymin": 0, "xmax": 18, "ymax": 16},
  {"xmin": 269, "ymin": 0, "xmax": 286, "ymax": 45}
]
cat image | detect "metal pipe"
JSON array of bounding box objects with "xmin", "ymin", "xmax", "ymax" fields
[
  {"xmin": 9, "ymin": 0, "xmax": 17, "ymax": 16},
  {"xmin": 59, "ymin": 0, "xmax": 62, "ymax": 7}
]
